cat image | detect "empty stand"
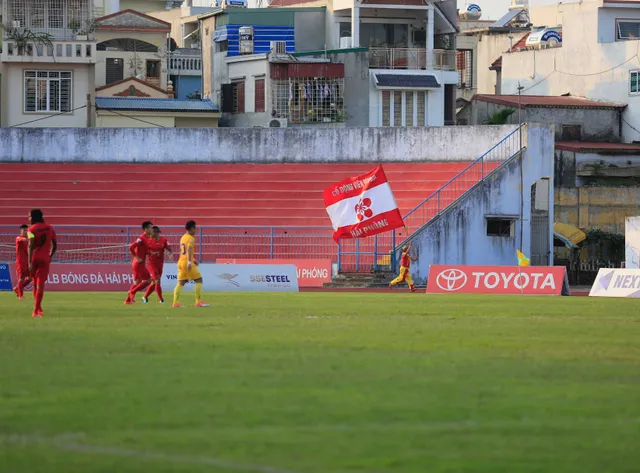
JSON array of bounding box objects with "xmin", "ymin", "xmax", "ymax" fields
[
  {"xmin": 0, "ymin": 162, "xmax": 500, "ymax": 269},
  {"xmin": 0, "ymin": 163, "xmax": 498, "ymax": 227}
]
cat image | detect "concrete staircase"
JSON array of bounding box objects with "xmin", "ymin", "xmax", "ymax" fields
[{"xmin": 324, "ymin": 272, "xmax": 396, "ymax": 289}]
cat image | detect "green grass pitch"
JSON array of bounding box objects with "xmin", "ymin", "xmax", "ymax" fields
[{"xmin": 1, "ymin": 292, "xmax": 640, "ymax": 473}]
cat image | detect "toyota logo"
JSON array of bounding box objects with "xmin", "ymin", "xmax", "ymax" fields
[{"xmin": 436, "ymin": 269, "xmax": 468, "ymax": 292}]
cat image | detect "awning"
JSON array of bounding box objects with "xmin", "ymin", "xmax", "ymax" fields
[
  {"xmin": 374, "ymin": 74, "xmax": 440, "ymax": 90},
  {"xmin": 554, "ymin": 222, "xmax": 587, "ymax": 248}
]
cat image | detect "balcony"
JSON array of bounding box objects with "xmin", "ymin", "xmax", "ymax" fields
[
  {"xmin": 1, "ymin": 40, "xmax": 97, "ymax": 64},
  {"xmin": 368, "ymin": 48, "xmax": 456, "ymax": 71},
  {"xmin": 168, "ymin": 54, "xmax": 202, "ymax": 76}
]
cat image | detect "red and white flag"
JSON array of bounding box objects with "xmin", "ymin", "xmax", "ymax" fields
[{"xmin": 323, "ymin": 165, "xmax": 404, "ymax": 242}]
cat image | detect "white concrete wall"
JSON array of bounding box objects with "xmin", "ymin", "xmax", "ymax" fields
[
  {"xmin": 367, "ymin": 69, "xmax": 457, "ymax": 127},
  {"xmin": 227, "ymin": 57, "xmax": 269, "ymax": 114},
  {"xmin": 626, "ymin": 216, "xmax": 640, "ymax": 269},
  {"xmin": 501, "ymin": 1, "xmax": 640, "ymax": 142},
  {"xmin": 0, "ymin": 125, "xmax": 519, "ymax": 163},
  {"xmin": 4, "ymin": 63, "xmax": 94, "ymax": 128},
  {"xmin": 477, "ymin": 33, "xmax": 516, "ymax": 94}
]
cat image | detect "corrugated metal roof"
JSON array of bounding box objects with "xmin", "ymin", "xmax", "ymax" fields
[
  {"xmin": 556, "ymin": 141, "xmax": 640, "ymax": 152},
  {"xmin": 374, "ymin": 74, "xmax": 440, "ymax": 88},
  {"xmin": 95, "ymin": 98, "xmax": 220, "ymax": 112},
  {"xmin": 474, "ymin": 94, "xmax": 627, "ymax": 109}
]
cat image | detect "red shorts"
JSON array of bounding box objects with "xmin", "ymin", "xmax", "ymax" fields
[
  {"xmin": 148, "ymin": 263, "xmax": 164, "ymax": 280},
  {"xmin": 16, "ymin": 262, "xmax": 30, "ymax": 280},
  {"xmin": 132, "ymin": 261, "xmax": 150, "ymax": 281},
  {"xmin": 31, "ymin": 260, "xmax": 50, "ymax": 285}
]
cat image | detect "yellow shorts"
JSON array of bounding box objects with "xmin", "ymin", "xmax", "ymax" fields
[{"xmin": 177, "ymin": 261, "xmax": 202, "ymax": 281}]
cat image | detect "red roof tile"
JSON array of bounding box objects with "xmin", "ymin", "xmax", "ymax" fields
[
  {"xmin": 509, "ymin": 33, "xmax": 530, "ymax": 52},
  {"xmin": 556, "ymin": 141, "xmax": 640, "ymax": 152},
  {"xmin": 490, "ymin": 56, "xmax": 502, "ymax": 69},
  {"xmin": 474, "ymin": 94, "xmax": 627, "ymax": 109}
]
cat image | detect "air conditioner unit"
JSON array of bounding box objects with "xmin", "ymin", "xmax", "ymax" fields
[
  {"xmin": 268, "ymin": 118, "xmax": 287, "ymax": 128},
  {"xmin": 270, "ymin": 41, "xmax": 287, "ymax": 55},
  {"xmin": 12, "ymin": 21, "xmax": 21, "ymax": 28}
]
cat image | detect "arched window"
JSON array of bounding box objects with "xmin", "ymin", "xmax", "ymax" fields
[{"xmin": 97, "ymin": 39, "xmax": 158, "ymax": 53}]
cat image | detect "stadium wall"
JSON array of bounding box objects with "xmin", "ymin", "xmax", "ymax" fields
[
  {"xmin": 409, "ymin": 123, "xmax": 555, "ymax": 283},
  {"xmin": 0, "ymin": 126, "xmax": 519, "ymax": 163}
]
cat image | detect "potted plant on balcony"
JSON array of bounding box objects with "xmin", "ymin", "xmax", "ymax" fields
[
  {"xmin": 4, "ymin": 23, "xmax": 54, "ymax": 56},
  {"xmin": 69, "ymin": 18, "xmax": 96, "ymax": 41}
]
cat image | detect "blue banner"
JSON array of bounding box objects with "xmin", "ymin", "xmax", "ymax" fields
[{"xmin": 0, "ymin": 264, "xmax": 13, "ymax": 292}]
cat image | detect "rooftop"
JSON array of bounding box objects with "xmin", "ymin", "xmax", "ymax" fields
[
  {"xmin": 95, "ymin": 97, "xmax": 220, "ymax": 112},
  {"xmin": 474, "ymin": 94, "xmax": 627, "ymax": 110},
  {"xmin": 556, "ymin": 141, "xmax": 640, "ymax": 153}
]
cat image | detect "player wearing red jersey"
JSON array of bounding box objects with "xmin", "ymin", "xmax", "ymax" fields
[
  {"xmin": 142, "ymin": 226, "xmax": 172, "ymax": 304},
  {"xmin": 27, "ymin": 209, "xmax": 57, "ymax": 317},
  {"xmin": 13, "ymin": 224, "xmax": 32, "ymax": 299},
  {"xmin": 124, "ymin": 221, "xmax": 153, "ymax": 304}
]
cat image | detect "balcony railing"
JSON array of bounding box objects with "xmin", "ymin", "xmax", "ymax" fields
[
  {"xmin": 168, "ymin": 55, "xmax": 202, "ymax": 75},
  {"xmin": 368, "ymin": 48, "xmax": 457, "ymax": 71},
  {"xmin": 1, "ymin": 40, "xmax": 97, "ymax": 63}
]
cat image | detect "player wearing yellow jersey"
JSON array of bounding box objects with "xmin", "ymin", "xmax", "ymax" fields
[{"xmin": 173, "ymin": 220, "xmax": 209, "ymax": 308}]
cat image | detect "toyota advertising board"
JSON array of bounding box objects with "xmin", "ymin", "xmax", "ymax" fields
[{"xmin": 427, "ymin": 265, "xmax": 568, "ymax": 296}]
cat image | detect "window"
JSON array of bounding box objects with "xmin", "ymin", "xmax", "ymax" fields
[
  {"xmin": 457, "ymin": 49, "xmax": 473, "ymax": 89},
  {"xmin": 271, "ymin": 77, "xmax": 345, "ymax": 123},
  {"xmin": 106, "ymin": 58, "xmax": 124, "ymax": 85},
  {"xmin": 232, "ymin": 80, "xmax": 245, "ymax": 113},
  {"xmin": 617, "ymin": 20, "xmax": 640, "ymax": 41},
  {"xmin": 393, "ymin": 92, "xmax": 402, "ymax": 127},
  {"xmin": 381, "ymin": 91, "xmax": 391, "ymax": 126},
  {"xmin": 254, "ymin": 78, "xmax": 265, "ymax": 113},
  {"xmin": 339, "ymin": 23, "xmax": 408, "ymax": 48},
  {"xmin": 405, "ymin": 92, "xmax": 414, "ymax": 126},
  {"xmin": 380, "ymin": 91, "xmax": 427, "ymax": 127},
  {"xmin": 24, "ymin": 70, "xmax": 72, "ymax": 113},
  {"xmin": 561, "ymin": 125, "xmax": 581, "ymax": 141},
  {"xmin": 146, "ymin": 60, "xmax": 161, "ymax": 78},
  {"xmin": 631, "ymin": 70, "xmax": 639, "ymax": 94},
  {"xmin": 486, "ymin": 217, "xmax": 516, "ymax": 237}
]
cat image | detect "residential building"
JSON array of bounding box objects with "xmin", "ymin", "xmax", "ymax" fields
[
  {"xmin": 273, "ymin": 0, "xmax": 459, "ymax": 126},
  {"xmin": 500, "ymin": 0, "xmax": 640, "ymax": 143},
  {"xmin": 93, "ymin": 0, "xmax": 185, "ymax": 17},
  {"xmin": 199, "ymin": 7, "xmax": 330, "ymax": 126},
  {"xmin": 456, "ymin": 7, "xmax": 530, "ymax": 105},
  {"xmin": 0, "ymin": 0, "xmax": 97, "ymax": 127},
  {"xmin": 94, "ymin": 96, "xmax": 221, "ymax": 126},
  {"xmin": 95, "ymin": 76, "xmax": 175, "ymax": 97},
  {"xmin": 200, "ymin": 0, "xmax": 458, "ymax": 127},
  {"xmin": 169, "ymin": 47, "xmax": 203, "ymax": 98},
  {"xmin": 95, "ymin": 9, "xmax": 171, "ymax": 91},
  {"xmin": 146, "ymin": 5, "xmax": 215, "ymax": 48}
]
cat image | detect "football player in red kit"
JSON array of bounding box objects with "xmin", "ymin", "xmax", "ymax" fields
[
  {"xmin": 14, "ymin": 224, "xmax": 32, "ymax": 299},
  {"xmin": 124, "ymin": 221, "xmax": 153, "ymax": 304},
  {"xmin": 142, "ymin": 225, "xmax": 172, "ymax": 304},
  {"xmin": 27, "ymin": 209, "xmax": 57, "ymax": 317}
]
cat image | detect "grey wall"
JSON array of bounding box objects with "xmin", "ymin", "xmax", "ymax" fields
[
  {"xmin": 463, "ymin": 100, "xmax": 621, "ymax": 142},
  {"xmin": 0, "ymin": 125, "xmax": 519, "ymax": 163},
  {"xmin": 409, "ymin": 123, "xmax": 555, "ymax": 282},
  {"xmin": 294, "ymin": 11, "xmax": 326, "ymax": 52}
]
